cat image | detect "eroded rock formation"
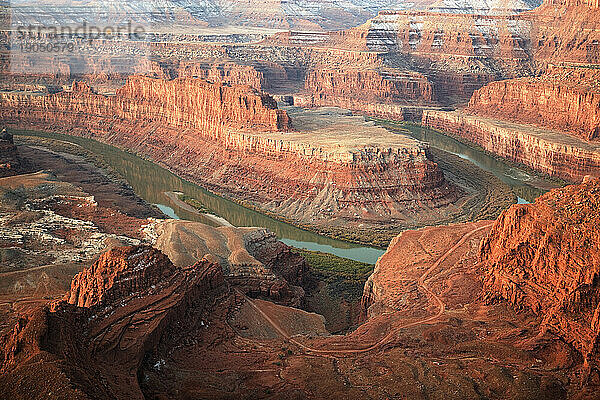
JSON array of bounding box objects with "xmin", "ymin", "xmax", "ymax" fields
[
  {"xmin": 0, "ymin": 78, "xmax": 464, "ymax": 244},
  {"xmin": 149, "ymin": 59, "xmax": 290, "ymax": 91},
  {"xmin": 145, "ymin": 219, "xmax": 308, "ymax": 306},
  {"xmin": 0, "ymin": 78, "xmax": 290, "ymax": 134},
  {"xmin": 481, "ymin": 176, "xmax": 600, "ymax": 373},
  {"xmin": 5, "ymin": 180, "xmax": 600, "ymax": 398},
  {"xmin": 0, "ymin": 245, "xmax": 225, "ymax": 400},
  {"xmin": 300, "ymin": 68, "xmax": 434, "ymax": 119},
  {"xmin": 529, "ymin": 0, "xmax": 600, "ymax": 66},
  {"xmin": 0, "ymin": 129, "xmax": 28, "ymax": 177},
  {"xmin": 307, "ymin": 10, "xmax": 535, "ymax": 104}
]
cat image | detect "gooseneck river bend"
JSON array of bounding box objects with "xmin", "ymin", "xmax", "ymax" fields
[{"xmin": 14, "ymin": 122, "xmax": 558, "ymax": 264}]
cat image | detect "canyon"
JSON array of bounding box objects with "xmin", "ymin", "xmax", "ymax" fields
[
  {"xmin": 8, "ymin": 0, "xmax": 542, "ymax": 32},
  {"xmin": 2, "ymin": 0, "xmax": 600, "ymax": 397},
  {"xmin": 0, "ymin": 76, "xmax": 502, "ymax": 245},
  {"xmin": 420, "ymin": 64, "xmax": 600, "ymax": 183},
  {"xmin": 467, "ymin": 65, "xmax": 600, "ymax": 141},
  {"xmin": 0, "ymin": 140, "xmax": 316, "ymax": 333},
  {"xmin": 422, "ymin": 109, "xmax": 600, "ymax": 182}
]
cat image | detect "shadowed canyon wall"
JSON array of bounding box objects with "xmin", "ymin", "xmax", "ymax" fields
[{"xmin": 0, "ymin": 245, "xmax": 226, "ymax": 400}]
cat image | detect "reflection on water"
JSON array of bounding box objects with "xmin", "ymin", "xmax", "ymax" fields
[
  {"xmin": 15, "ymin": 130, "xmax": 386, "ymax": 264},
  {"xmin": 392, "ymin": 123, "xmax": 561, "ymax": 203}
]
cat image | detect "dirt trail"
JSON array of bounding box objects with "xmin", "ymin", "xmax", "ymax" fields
[{"xmin": 241, "ymin": 223, "xmax": 493, "ymax": 356}]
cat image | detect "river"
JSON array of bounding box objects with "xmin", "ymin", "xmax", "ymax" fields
[{"xmin": 14, "ymin": 124, "xmax": 560, "ymax": 264}]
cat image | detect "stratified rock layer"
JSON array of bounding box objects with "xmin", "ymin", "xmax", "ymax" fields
[
  {"xmin": 422, "ymin": 110, "xmax": 600, "ymax": 182},
  {"xmin": 468, "ymin": 66, "xmax": 600, "ymax": 141},
  {"xmin": 314, "ymin": 10, "xmax": 535, "ymax": 104},
  {"xmin": 147, "ymin": 220, "xmax": 307, "ymax": 306},
  {"xmin": 0, "ymin": 78, "xmax": 462, "ymax": 240},
  {"xmin": 300, "ymin": 68, "xmax": 434, "ymax": 119},
  {"xmin": 149, "ymin": 59, "xmax": 289, "ymax": 91},
  {"xmin": 481, "ymin": 177, "xmax": 600, "ymax": 372}
]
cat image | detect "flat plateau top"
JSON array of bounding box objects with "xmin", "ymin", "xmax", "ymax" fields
[{"xmin": 248, "ymin": 107, "xmax": 425, "ymax": 154}]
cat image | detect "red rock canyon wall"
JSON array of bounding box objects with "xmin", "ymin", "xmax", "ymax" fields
[
  {"xmin": 481, "ymin": 177, "xmax": 600, "ymax": 371},
  {"xmin": 467, "ymin": 66, "xmax": 600, "ymax": 141},
  {"xmin": 422, "ymin": 110, "xmax": 600, "ymax": 182}
]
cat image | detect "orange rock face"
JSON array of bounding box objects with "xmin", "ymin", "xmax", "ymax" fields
[
  {"xmin": 0, "ymin": 77, "xmax": 290, "ymax": 135},
  {"xmin": 0, "ymin": 78, "xmax": 462, "ymax": 239},
  {"xmin": 301, "ymin": 68, "xmax": 434, "ymax": 119},
  {"xmin": 481, "ymin": 177, "xmax": 600, "ymax": 372},
  {"xmin": 4, "ymin": 184, "xmax": 600, "ymax": 398},
  {"xmin": 312, "ymin": 11, "xmax": 535, "ymax": 104},
  {"xmin": 468, "ymin": 66, "xmax": 600, "ymax": 141},
  {"xmin": 66, "ymin": 246, "xmax": 177, "ymax": 308},
  {"xmin": 149, "ymin": 59, "xmax": 290, "ymax": 91},
  {"xmin": 528, "ymin": 0, "xmax": 600, "ymax": 65},
  {"xmin": 150, "ymin": 60, "xmax": 265, "ymax": 88}
]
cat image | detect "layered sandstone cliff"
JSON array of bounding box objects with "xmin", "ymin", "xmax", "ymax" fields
[
  {"xmin": 468, "ymin": 66, "xmax": 600, "ymax": 141},
  {"xmin": 0, "ymin": 245, "xmax": 225, "ymax": 400},
  {"xmin": 300, "ymin": 67, "xmax": 434, "ymax": 119},
  {"xmin": 481, "ymin": 177, "xmax": 600, "ymax": 372},
  {"xmin": 149, "ymin": 59, "xmax": 290, "ymax": 91},
  {"xmin": 0, "ymin": 77, "xmax": 290, "ymax": 135},
  {"xmin": 276, "ymin": 0, "xmax": 598, "ymax": 108},
  {"xmin": 0, "ymin": 78, "xmax": 463, "ymax": 242},
  {"xmin": 314, "ymin": 10, "xmax": 535, "ymax": 104},
  {"xmin": 528, "ymin": 0, "xmax": 600, "ymax": 65},
  {"xmin": 422, "ymin": 110, "xmax": 600, "ymax": 182}
]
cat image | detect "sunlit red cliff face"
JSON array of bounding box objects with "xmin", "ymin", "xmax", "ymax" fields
[
  {"xmin": 422, "ymin": 109, "xmax": 600, "ymax": 182},
  {"xmin": 481, "ymin": 176, "xmax": 600, "ymax": 374},
  {"xmin": 271, "ymin": 0, "xmax": 600, "ymax": 121},
  {"xmin": 298, "ymin": 68, "xmax": 435, "ymax": 120},
  {"xmin": 413, "ymin": 0, "xmax": 600, "ymax": 182},
  {"xmin": 0, "ymin": 77, "xmax": 290, "ymax": 134}
]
